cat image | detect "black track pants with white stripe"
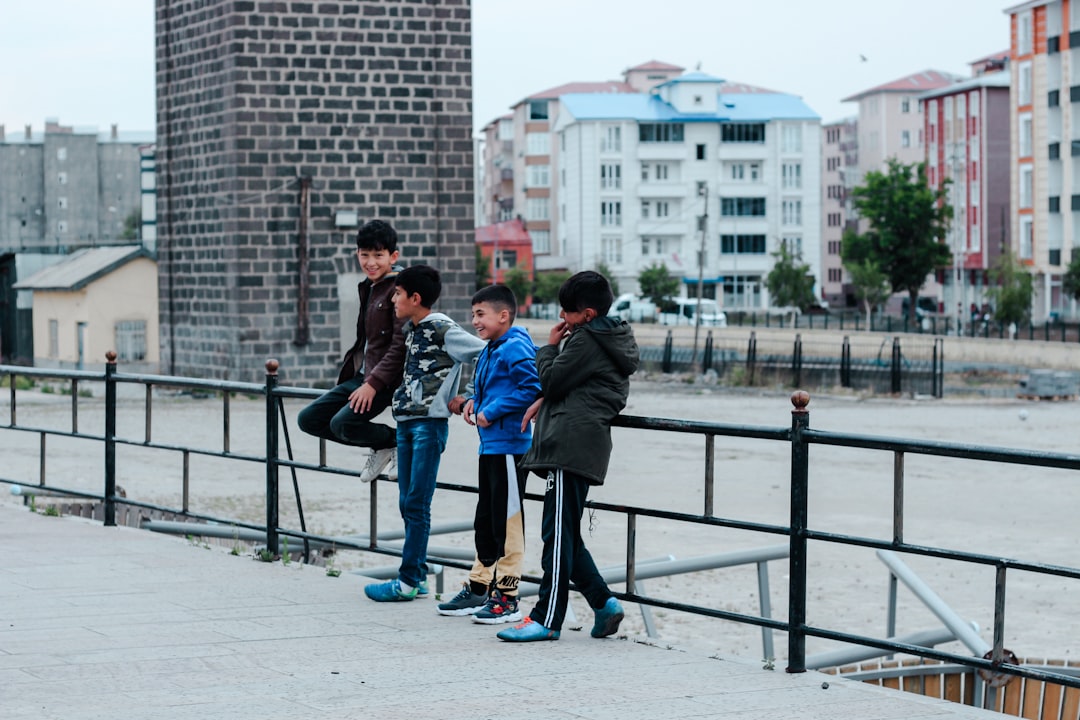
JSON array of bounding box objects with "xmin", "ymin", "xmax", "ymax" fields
[{"xmin": 529, "ymin": 468, "xmax": 612, "ymax": 631}]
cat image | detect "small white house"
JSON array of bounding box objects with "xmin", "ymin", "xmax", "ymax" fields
[{"xmin": 13, "ymin": 246, "xmax": 159, "ymax": 371}]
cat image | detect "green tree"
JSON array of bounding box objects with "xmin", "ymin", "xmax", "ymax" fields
[
  {"xmin": 843, "ymin": 159, "xmax": 953, "ymax": 323},
  {"xmin": 1063, "ymin": 254, "xmax": 1080, "ymax": 303},
  {"xmin": 986, "ymin": 251, "xmax": 1034, "ymax": 327},
  {"xmin": 846, "ymin": 256, "xmax": 892, "ymax": 330},
  {"xmin": 120, "ymin": 210, "xmax": 141, "ymax": 240},
  {"xmin": 637, "ymin": 262, "xmax": 680, "ymax": 310},
  {"xmin": 533, "ymin": 270, "xmax": 571, "ymax": 304},
  {"xmin": 475, "ymin": 246, "xmax": 491, "ymax": 290},
  {"xmin": 595, "ymin": 261, "xmax": 620, "ymax": 297},
  {"xmin": 765, "ymin": 241, "xmax": 816, "ymax": 311},
  {"xmin": 502, "ymin": 265, "xmax": 531, "ymax": 307}
]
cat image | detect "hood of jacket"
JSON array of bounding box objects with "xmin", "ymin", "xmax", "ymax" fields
[{"xmin": 579, "ymin": 315, "xmax": 640, "ymax": 377}]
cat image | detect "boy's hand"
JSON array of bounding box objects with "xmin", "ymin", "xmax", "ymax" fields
[
  {"xmin": 448, "ymin": 395, "xmax": 467, "ymax": 416},
  {"xmin": 475, "ymin": 411, "xmax": 492, "ymax": 428},
  {"xmin": 547, "ymin": 320, "xmax": 570, "ymax": 346},
  {"xmin": 348, "ymin": 383, "xmax": 377, "ymax": 413},
  {"xmin": 521, "ymin": 397, "xmax": 543, "ymax": 432}
]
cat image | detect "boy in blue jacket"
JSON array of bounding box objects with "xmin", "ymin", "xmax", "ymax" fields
[{"xmin": 437, "ymin": 285, "xmax": 541, "ymax": 623}]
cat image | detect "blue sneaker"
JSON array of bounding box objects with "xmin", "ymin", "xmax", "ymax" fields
[
  {"xmin": 591, "ymin": 597, "xmax": 624, "ymax": 638},
  {"xmin": 364, "ymin": 579, "xmax": 418, "ymax": 602},
  {"xmin": 416, "ymin": 580, "xmax": 430, "ymax": 598},
  {"xmin": 496, "ymin": 617, "xmax": 560, "ymax": 642}
]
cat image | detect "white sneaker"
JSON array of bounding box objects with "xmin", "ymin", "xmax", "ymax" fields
[
  {"xmin": 360, "ymin": 448, "xmax": 395, "ymax": 483},
  {"xmin": 385, "ymin": 451, "xmax": 398, "ymax": 481}
]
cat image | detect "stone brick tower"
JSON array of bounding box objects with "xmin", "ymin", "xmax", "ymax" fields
[{"xmin": 155, "ymin": 0, "xmax": 473, "ymax": 383}]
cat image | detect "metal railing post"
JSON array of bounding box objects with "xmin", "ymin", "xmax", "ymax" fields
[
  {"xmin": 891, "ymin": 337, "xmax": 902, "ymax": 394},
  {"xmin": 840, "ymin": 335, "xmax": 851, "ymax": 388},
  {"xmin": 793, "ymin": 334, "xmax": 802, "ymax": 388},
  {"xmin": 661, "ymin": 330, "xmax": 673, "ymax": 373},
  {"xmin": 104, "ymin": 351, "xmax": 117, "ymax": 527},
  {"xmin": 787, "ymin": 390, "xmax": 810, "ymax": 673},
  {"xmin": 265, "ymin": 359, "xmax": 280, "ymax": 554}
]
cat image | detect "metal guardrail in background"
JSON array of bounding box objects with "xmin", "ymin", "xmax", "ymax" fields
[{"xmin": 2, "ymin": 355, "xmax": 1080, "ymax": 699}]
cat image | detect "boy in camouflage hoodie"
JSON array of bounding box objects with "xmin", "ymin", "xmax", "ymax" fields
[{"xmin": 364, "ymin": 265, "xmax": 486, "ymax": 602}]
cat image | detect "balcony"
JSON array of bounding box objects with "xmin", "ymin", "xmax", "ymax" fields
[
  {"xmin": 636, "ymin": 181, "xmax": 688, "ymax": 198},
  {"xmin": 636, "ymin": 144, "xmax": 689, "ymax": 161}
]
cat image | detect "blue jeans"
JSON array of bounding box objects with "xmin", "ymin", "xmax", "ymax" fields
[{"xmin": 395, "ymin": 417, "xmax": 449, "ymax": 588}]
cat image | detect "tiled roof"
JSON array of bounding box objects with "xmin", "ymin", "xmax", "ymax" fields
[
  {"xmin": 13, "ymin": 246, "xmax": 152, "ymax": 291},
  {"xmin": 560, "ymin": 91, "xmax": 819, "ymax": 123},
  {"xmin": 475, "ymin": 218, "xmax": 530, "ymax": 244},
  {"xmin": 626, "ymin": 60, "xmax": 685, "ymax": 72},
  {"xmin": 525, "ymin": 81, "xmax": 635, "ymax": 101},
  {"xmin": 842, "ymin": 70, "xmax": 963, "ymax": 102}
]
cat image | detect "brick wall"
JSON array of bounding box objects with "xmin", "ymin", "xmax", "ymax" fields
[{"xmin": 155, "ymin": 0, "xmax": 474, "ymax": 384}]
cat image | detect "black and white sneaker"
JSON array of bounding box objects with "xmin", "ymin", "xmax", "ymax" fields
[
  {"xmin": 436, "ymin": 583, "xmax": 487, "ymax": 616},
  {"xmin": 472, "ymin": 589, "xmax": 523, "ymax": 625}
]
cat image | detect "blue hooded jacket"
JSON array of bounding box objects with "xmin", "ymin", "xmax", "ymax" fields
[{"xmin": 468, "ymin": 325, "xmax": 541, "ymax": 455}]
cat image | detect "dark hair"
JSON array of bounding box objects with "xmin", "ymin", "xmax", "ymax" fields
[
  {"xmin": 356, "ymin": 219, "xmax": 398, "ymax": 252},
  {"xmin": 558, "ymin": 270, "xmax": 614, "ymax": 317},
  {"xmin": 471, "ymin": 284, "xmax": 518, "ymax": 321},
  {"xmin": 394, "ymin": 264, "xmax": 441, "ymax": 308}
]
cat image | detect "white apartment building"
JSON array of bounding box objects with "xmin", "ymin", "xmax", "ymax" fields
[
  {"xmin": 553, "ymin": 72, "xmax": 821, "ymax": 309},
  {"xmin": 1005, "ymin": 0, "xmax": 1079, "ymax": 320}
]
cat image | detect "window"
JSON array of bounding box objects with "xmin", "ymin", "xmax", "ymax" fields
[
  {"xmin": 115, "ymin": 320, "xmax": 147, "ymax": 362},
  {"xmin": 531, "ymin": 230, "xmax": 551, "ymax": 254},
  {"xmin": 1019, "ymin": 216, "xmax": 1033, "ymax": 259},
  {"xmin": 601, "ymin": 236, "xmax": 622, "ymax": 264},
  {"xmin": 526, "ymin": 164, "xmax": 550, "ymax": 187},
  {"xmin": 497, "ymin": 119, "xmax": 513, "ymax": 141},
  {"xmin": 720, "ymin": 234, "xmax": 767, "ymax": 254},
  {"xmin": 526, "ymin": 132, "xmax": 550, "ymax": 156},
  {"xmin": 57, "ymin": 221, "xmax": 68, "ymax": 233},
  {"xmin": 900, "ymin": 96, "xmax": 911, "ymax": 113},
  {"xmin": 528, "ymin": 100, "xmax": 549, "ymax": 120},
  {"xmin": 1020, "ymin": 165, "xmax": 1033, "ymax": 209},
  {"xmin": 526, "ymin": 197, "xmax": 549, "ymax": 221},
  {"xmin": 58, "ymin": 197, "xmax": 68, "ymax": 209},
  {"xmin": 601, "ymin": 201, "xmax": 622, "ymax": 227},
  {"xmin": 655, "ymin": 163, "xmax": 669, "ymax": 181},
  {"xmin": 48, "ymin": 319, "xmax": 59, "ymax": 359},
  {"xmin": 782, "ymin": 235, "xmax": 803, "ymax": 256},
  {"xmin": 781, "ymin": 163, "xmax": 802, "ymax": 189},
  {"xmin": 639, "ymin": 123, "xmax": 685, "ymax": 142},
  {"xmin": 641, "ymin": 236, "xmax": 671, "ymax": 256},
  {"xmin": 720, "ymin": 197, "xmax": 766, "ymax": 216},
  {"xmin": 655, "ymin": 201, "xmax": 670, "ymax": 218},
  {"xmin": 1018, "ymin": 11, "xmax": 1033, "ymax": 55},
  {"xmin": 1019, "ymin": 114, "xmax": 1033, "ymax": 157},
  {"xmin": 600, "ymin": 163, "xmax": 621, "ymax": 190},
  {"xmin": 57, "ymin": 172, "xmax": 68, "ymax": 185},
  {"xmin": 641, "ymin": 201, "xmax": 650, "ymax": 219},
  {"xmin": 696, "ymin": 144, "xmax": 706, "ymax": 160},
  {"xmin": 730, "ymin": 163, "xmax": 745, "ymax": 181},
  {"xmin": 901, "ymin": 130, "xmax": 911, "ymax": 148},
  {"xmin": 1049, "ymin": 90, "xmax": 1061, "ymax": 107},
  {"xmin": 57, "ymin": 147, "xmax": 67, "ymax": 161},
  {"xmin": 1018, "ymin": 61, "xmax": 1032, "ymax": 106},
  {"xmin": 828, "ymin": 268, "xmax": 843, "ymax": 283},
  {"xmin": 782, "ymin": 199, "xmax": 802, "ymax": 225},
  {"xmin": 721, "ymin": 123, "xmax": 765, "ymax": 143},
  {"xmin": 781, "ymin": 125, "xmax": 803, "ymax": 153},
  {"xmin": 601, "ymin": 125, "xmax": 621, "ymax": 152}
]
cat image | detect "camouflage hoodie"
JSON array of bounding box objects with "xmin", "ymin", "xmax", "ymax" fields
[{"xmin": 392, "ymin": 312, "xmax": 486, "ymax": 420}]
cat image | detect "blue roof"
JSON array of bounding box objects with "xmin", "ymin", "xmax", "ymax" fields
[{"xmin": 560, "ymin": 91, "xmax": 819, "ymax": 123}]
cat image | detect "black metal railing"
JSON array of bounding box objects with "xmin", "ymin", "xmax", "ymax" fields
[{"xmin": 1, "ymin": 355, "xmax": 1078, "ymax": 696}]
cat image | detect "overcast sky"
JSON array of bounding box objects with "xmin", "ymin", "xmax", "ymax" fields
[{"xmin": 0, "ymin": 1, "xmax": 1010, "ymax": 136}]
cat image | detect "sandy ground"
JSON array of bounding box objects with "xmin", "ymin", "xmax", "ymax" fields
[{"xmin": 2, "ymin": 380, "xmax": 1078, "ymax": 668}]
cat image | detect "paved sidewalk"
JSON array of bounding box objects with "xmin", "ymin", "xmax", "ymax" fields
[{"xmin": 0, "ymin": 505, "xmax": 1000, "ymax": 719}]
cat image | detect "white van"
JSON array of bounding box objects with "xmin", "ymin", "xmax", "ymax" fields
[
  {"xmin": 658, "ymin": 297, "xmax": 727, "ymax": 327},
  {"xmin": 609, "ymin": 294, "xmax": 657, "ymax": 322}
]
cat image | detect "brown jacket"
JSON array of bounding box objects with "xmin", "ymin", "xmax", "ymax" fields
[{"xmin": 336, "ymin": 269, "xmax": 406, "ymax": 391}]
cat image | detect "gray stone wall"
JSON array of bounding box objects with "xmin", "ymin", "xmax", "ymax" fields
[{"xmin": 155, "ymin": 0, "xmax": 475, "ymax": 385}]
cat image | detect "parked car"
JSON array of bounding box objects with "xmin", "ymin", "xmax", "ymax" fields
[
  {"xmin": 658, "ymin": 297, "xmax": 727, "ymax": 327},
  {"xmin": 609, "ymin": 294, "xmax": 657, "ymax": 322}
]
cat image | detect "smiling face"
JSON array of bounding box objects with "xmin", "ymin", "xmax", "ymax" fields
[
  {"xmin": 471, "ymin": 301, "xmax": 509, "ymax": 341},
  {"xmin": 357, "ymin": 248, "xmax": 399, "ymax": 282}
]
